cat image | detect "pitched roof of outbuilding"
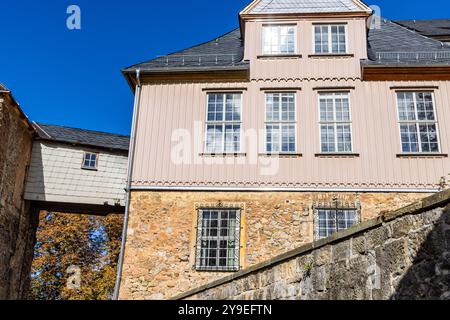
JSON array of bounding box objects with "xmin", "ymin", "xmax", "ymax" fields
[
  {"xmin": 123, "ymin": 29, "xmax": 248, "ymax": 74},
  {"xmin": 395, "ymin": 19, "xmax": 450, "ymax": 38},
  {"xmin": 364, "ymin": 19, "xmax": 450, "ymax": 66},
  {"xmin": 247, "ymin": 0, "xmax": 366, "ymax": 14},
  {"xmin": 34, "ymin": 123, "xmax": 130, "ymax": 152}
]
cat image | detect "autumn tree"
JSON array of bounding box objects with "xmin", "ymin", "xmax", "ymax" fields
[{"xmin": 29, "ymin": 212, "xmax": 123, "ymax": 300}]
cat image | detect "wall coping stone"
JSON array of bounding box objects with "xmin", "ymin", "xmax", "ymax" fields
[{"xmin": 171, "ymin": 189, "xmax": 450, "ymax": 300}]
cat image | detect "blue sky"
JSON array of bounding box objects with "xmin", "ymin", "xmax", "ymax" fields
[{"xmin": 1, "ymin": 0, "xmax": 449, "ymax": 135}]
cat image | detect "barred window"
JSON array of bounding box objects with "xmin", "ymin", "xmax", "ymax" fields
[
  {"xmin": 314, "ymin": 24, "xmax": 347, "ymax": 54},
  {"xmin": 196, "ymin": 209, "xmax": 241, "ymax": 271},
  {"xmin": 82, "ymin": 152, "xmax": 98, "ymax": 170},
  {"xmin": 205, "ymin": 93, "xmax": 242, "ymax": 153},
  {"xmin": 396, "ymin": 92, "xmax": 440, "ymax": 153},
  {"xmin": 265, "ymin": 92, "xmax": 296, "ymax": 153},
  {"xmin": 316, "ymin": 209, "xmax": 357, "ymax": 239},
  {"xmin": 319, "ymin": 92, "xmax": 353, "ymax": 153},
  {"xmin": 262, "ymin": 25, "xmax": 296, "ymax": 55}
]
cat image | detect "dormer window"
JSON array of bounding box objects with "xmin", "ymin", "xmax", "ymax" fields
[
  {"xmin": 262, "ymin": 25, "xmax": 296, "ymax": 55},
  {"xmin": 314, "ymin": 24, "xmax": 347, "ymax": 54},
  {"xmin": 82, "ymin": 152, "xmax": 98, "ymax": 170}
]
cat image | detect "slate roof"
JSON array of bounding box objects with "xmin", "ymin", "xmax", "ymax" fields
[
  {"xmin": 125, "ymin": 15, "xmax": 450, "ymax": 73},
  {"xmin": 364, "ymin": 19, "xmax": 450, "ymax": 66},
  {"xmin": 34, "ymin": 123, "xmax": 130, "ymax": 152},
  {"xmin": 249, "ymin": 0, "xmax": 365, "ymax": 14},
  {"xmin": 395, "ymin": 19, "xmax": 450, "ymax": 38},
  {"xmin": 123, "ymin": 29, "xmax": 248, "ymax": 73}
]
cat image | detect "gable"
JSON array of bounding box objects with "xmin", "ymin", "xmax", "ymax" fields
[{"xmin": 241, "ymin": 0, "xmax": 372, "ymax": 15}]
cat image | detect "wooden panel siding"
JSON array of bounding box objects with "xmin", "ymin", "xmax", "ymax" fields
[{"xmin": 131, "ymin": 79, "xmax": 450, "ymax": 191}]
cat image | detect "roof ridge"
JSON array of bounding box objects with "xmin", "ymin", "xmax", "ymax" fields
[
  {"xmin": 36, "ymin": 122, "xmax": 130, "ymax": 138},
  {"xmin": 123, "ymin": 28, "xmax": 241, "ymax": 71}
]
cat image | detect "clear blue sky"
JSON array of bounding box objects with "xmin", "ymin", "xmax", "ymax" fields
[{"xmin": 1, "ymin": 0, "xmax": 449, "ymax": 135}]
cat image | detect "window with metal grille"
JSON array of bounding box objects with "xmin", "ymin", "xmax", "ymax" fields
[
  {"xmin": 205, "ymin": 93, "xmax": 242, "ymax": 153},
  {"xmin": 314, "ymin": 24, "xmax": 347, "ymax": 54},
  {"xmin": 316, "ymin": 209, "xmax": 357, "ymax": 239},
  {"xmin": 262, "ymin": 25, "xmax": 296, "ymax": 55},
  {"xmin": 319, "ymin": 92, "xmax": 353, "ymax": 153},
  {"xmin": 396, "ymin": 92, "xmax": 440, "ymax": 153},
  {"xmin": 265, "ymin": 92, "xmax": 296, "ymax": 153},
  {"xmin": 196, "ymin": 209, "xmax": 241, "ymax": 271},
  {"xmin": 82, "ymin": 152, "xmax": 98, "ymax": 170}
]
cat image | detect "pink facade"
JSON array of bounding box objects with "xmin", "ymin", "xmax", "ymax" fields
[{"xmin": 129, "ymin": 4, "xmax": 450, "ymax": 192}]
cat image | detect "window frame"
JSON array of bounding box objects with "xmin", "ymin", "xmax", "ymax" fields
[
  {"xmin": 204, "ymin": 92, "xmax": 243, "ymax": 154},
  {"xmin": 395, "ymin": 91, "xmax": 441, "ymax": 154},
  {"xmin": 81, "ymin": 152, "xmax": 99, "ymax": 170},
  {"xmin": 195, "ymin": 208, "xmax": 241, "ymax": 272},
  {"xmin": 314, "ymin": 207, "xmax": 359, "ymax": 240},
  {"xmin": 262, "ymin": 24, "xmax": 298, "ymax": 56},
  {"xmin": 312, "ymin": 23, "xmax": 348, "ymax": 55},
  {"xmin": 264, "ymin": 92, "xmax": 298, "ymax": 154},
  {"xmin": 317, "ymin": 91, "xmax": 354, "ymax": 153}
]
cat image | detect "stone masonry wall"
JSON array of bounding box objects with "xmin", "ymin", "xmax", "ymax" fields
[
  {"xmin": 119, "ymin": 190, "xmax": 429, "ymax": 299},
  {"xmin": 0, "ymin": 93, "xmax": 36, "ymax": 299},
  {"xmin": 176, "ymin": 190, "xmax": 450, "ymax": 300}
]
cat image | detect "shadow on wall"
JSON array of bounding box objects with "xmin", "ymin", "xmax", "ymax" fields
[{"xmin": 391, "ymin": 208, "xmax": 450, "ymax": 300}]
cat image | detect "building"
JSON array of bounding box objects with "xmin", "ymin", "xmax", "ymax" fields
[
  {"xmin": 116, "ymin": 0, "xmax": 450, "ymax": 299},
  {"xmin": 1, "ymin": 82, "xmax": 130, "ymax": 299},
  {"xmin": 24, "ymin": 123, "xmax": 129, "ymax": 215}
]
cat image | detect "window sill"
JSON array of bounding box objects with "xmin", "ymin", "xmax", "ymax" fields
[
  {"xmin": 257, "ymin": 54, "xmax": 302, "ymax": 60},
  {"xmin": 259, "ymin": 153, "xmax": 302, "ymax": 158},
  {"xmin": 315, "ymin": 153, "xmax": 360, "ymax": 158},
  {"xmin": 396, "ymin": 153, "xmax": 448, "ymax": 158},
  {"xmin": 81, "ymin": 167, "xmax": 98, "ymax": 171},
  {"xmin": 195, "ymin": 267, "xmax": 239, "ymax": 272},
  {"xmin": 199, "ymin": 153, "xmax": 247, "ymax": 157},
  {"xmin": 308, "ymin": 53, "xmax": 354, "ymax": 58}
]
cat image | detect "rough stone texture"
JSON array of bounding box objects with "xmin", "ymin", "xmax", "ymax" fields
[
  {"xmin": 178, "ymin": 192, "xmax": 450, "ymax": 300},
  {"xmin": 119, "ymin": 190, "xmax": 428, "ymax": 299},
  {"xmin": 0, "ymin": 93, "xmax": 36, "ymax": 299}
]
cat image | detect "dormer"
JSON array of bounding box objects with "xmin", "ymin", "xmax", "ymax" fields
[{"xmin": 239, "ymin": 0, "xmax": 373, "ymax": 80}]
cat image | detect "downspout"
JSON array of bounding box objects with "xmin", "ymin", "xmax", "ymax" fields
[{"xmin": 113, "ymin": 69, "xmax": 141, "ymax": 300}]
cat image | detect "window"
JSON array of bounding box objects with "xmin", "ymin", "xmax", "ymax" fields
[
  {"xmin": 265, "ymin": 92, "xmax": 296, "ymax": 153},
  {"xmin": 262, "ymin": 25, "xmax": 296, "ymax": 55},
  {"xmin": 314, "ymin": 24, "xmax": 347, "ymax": 54},
  {"xmin": 82, "ymin": 152, "xmax": 98, "ymax": 170},
  {"xmin": 319, "ymin": 92, "xmax": 352, "ymax": 153},
  {"xmin": 196, "ymin": 209, "xmax": 241, "ymax": 271},
  {"xmin": 316, "ymin": 209, "xmax": 357, "ymax": 239},
  {"xmin": 396, "ymin": 92, "xmax": 440, "ymax": 153},
  {"xmin": 205, "ymin": 93, "xmax": 242, "ymax": 153}
]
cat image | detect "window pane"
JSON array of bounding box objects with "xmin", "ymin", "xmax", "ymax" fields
[
  {"xmin": 318, "ymin": 209, "xmax": 357, "ymax": 239},
  {"xmin": 321, "ymin": 124, "xmax": 335, "ymax": 152},
  {"xmin": 263, "ymin": 25, "xmax": 295, "ymax": 54}
]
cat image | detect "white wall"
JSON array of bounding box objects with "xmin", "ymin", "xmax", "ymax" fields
[{"xmin": 24, "ymin": 141, "xmax": 128, "ymax": 206}]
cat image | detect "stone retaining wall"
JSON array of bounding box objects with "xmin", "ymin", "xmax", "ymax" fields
[{"xmin": 175, "ymin": 190, "xmax": 450, "ymax": 300}]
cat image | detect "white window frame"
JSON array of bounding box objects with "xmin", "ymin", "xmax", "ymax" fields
[
  {"xmin": 313, "ymin": 23, "xmax": 348, "ymax": 54},
  {"xmin": 395, "ymin": 91, "xmax": 441, "ymax": 154},
  {"xmin": 264, "ymin": 92, "xmax": 298, "ymax": 154},
  {"xmin": 318, "ymin": 92, "xmax": 354, "ymax": 153},
  {"xmin": 81, "ymin": 152, "xmax": 99, "ymax": 170},
  {"xmin": 195, "ymin": 208, "xmax": 241, "ymax": 272},
  {"xmin": 262, "ymin": 24, "xmax": 297, "ymax": 55},
  {"xmin": 204, "ymin": 92, "xmax": 243, "ymax": 154}
]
